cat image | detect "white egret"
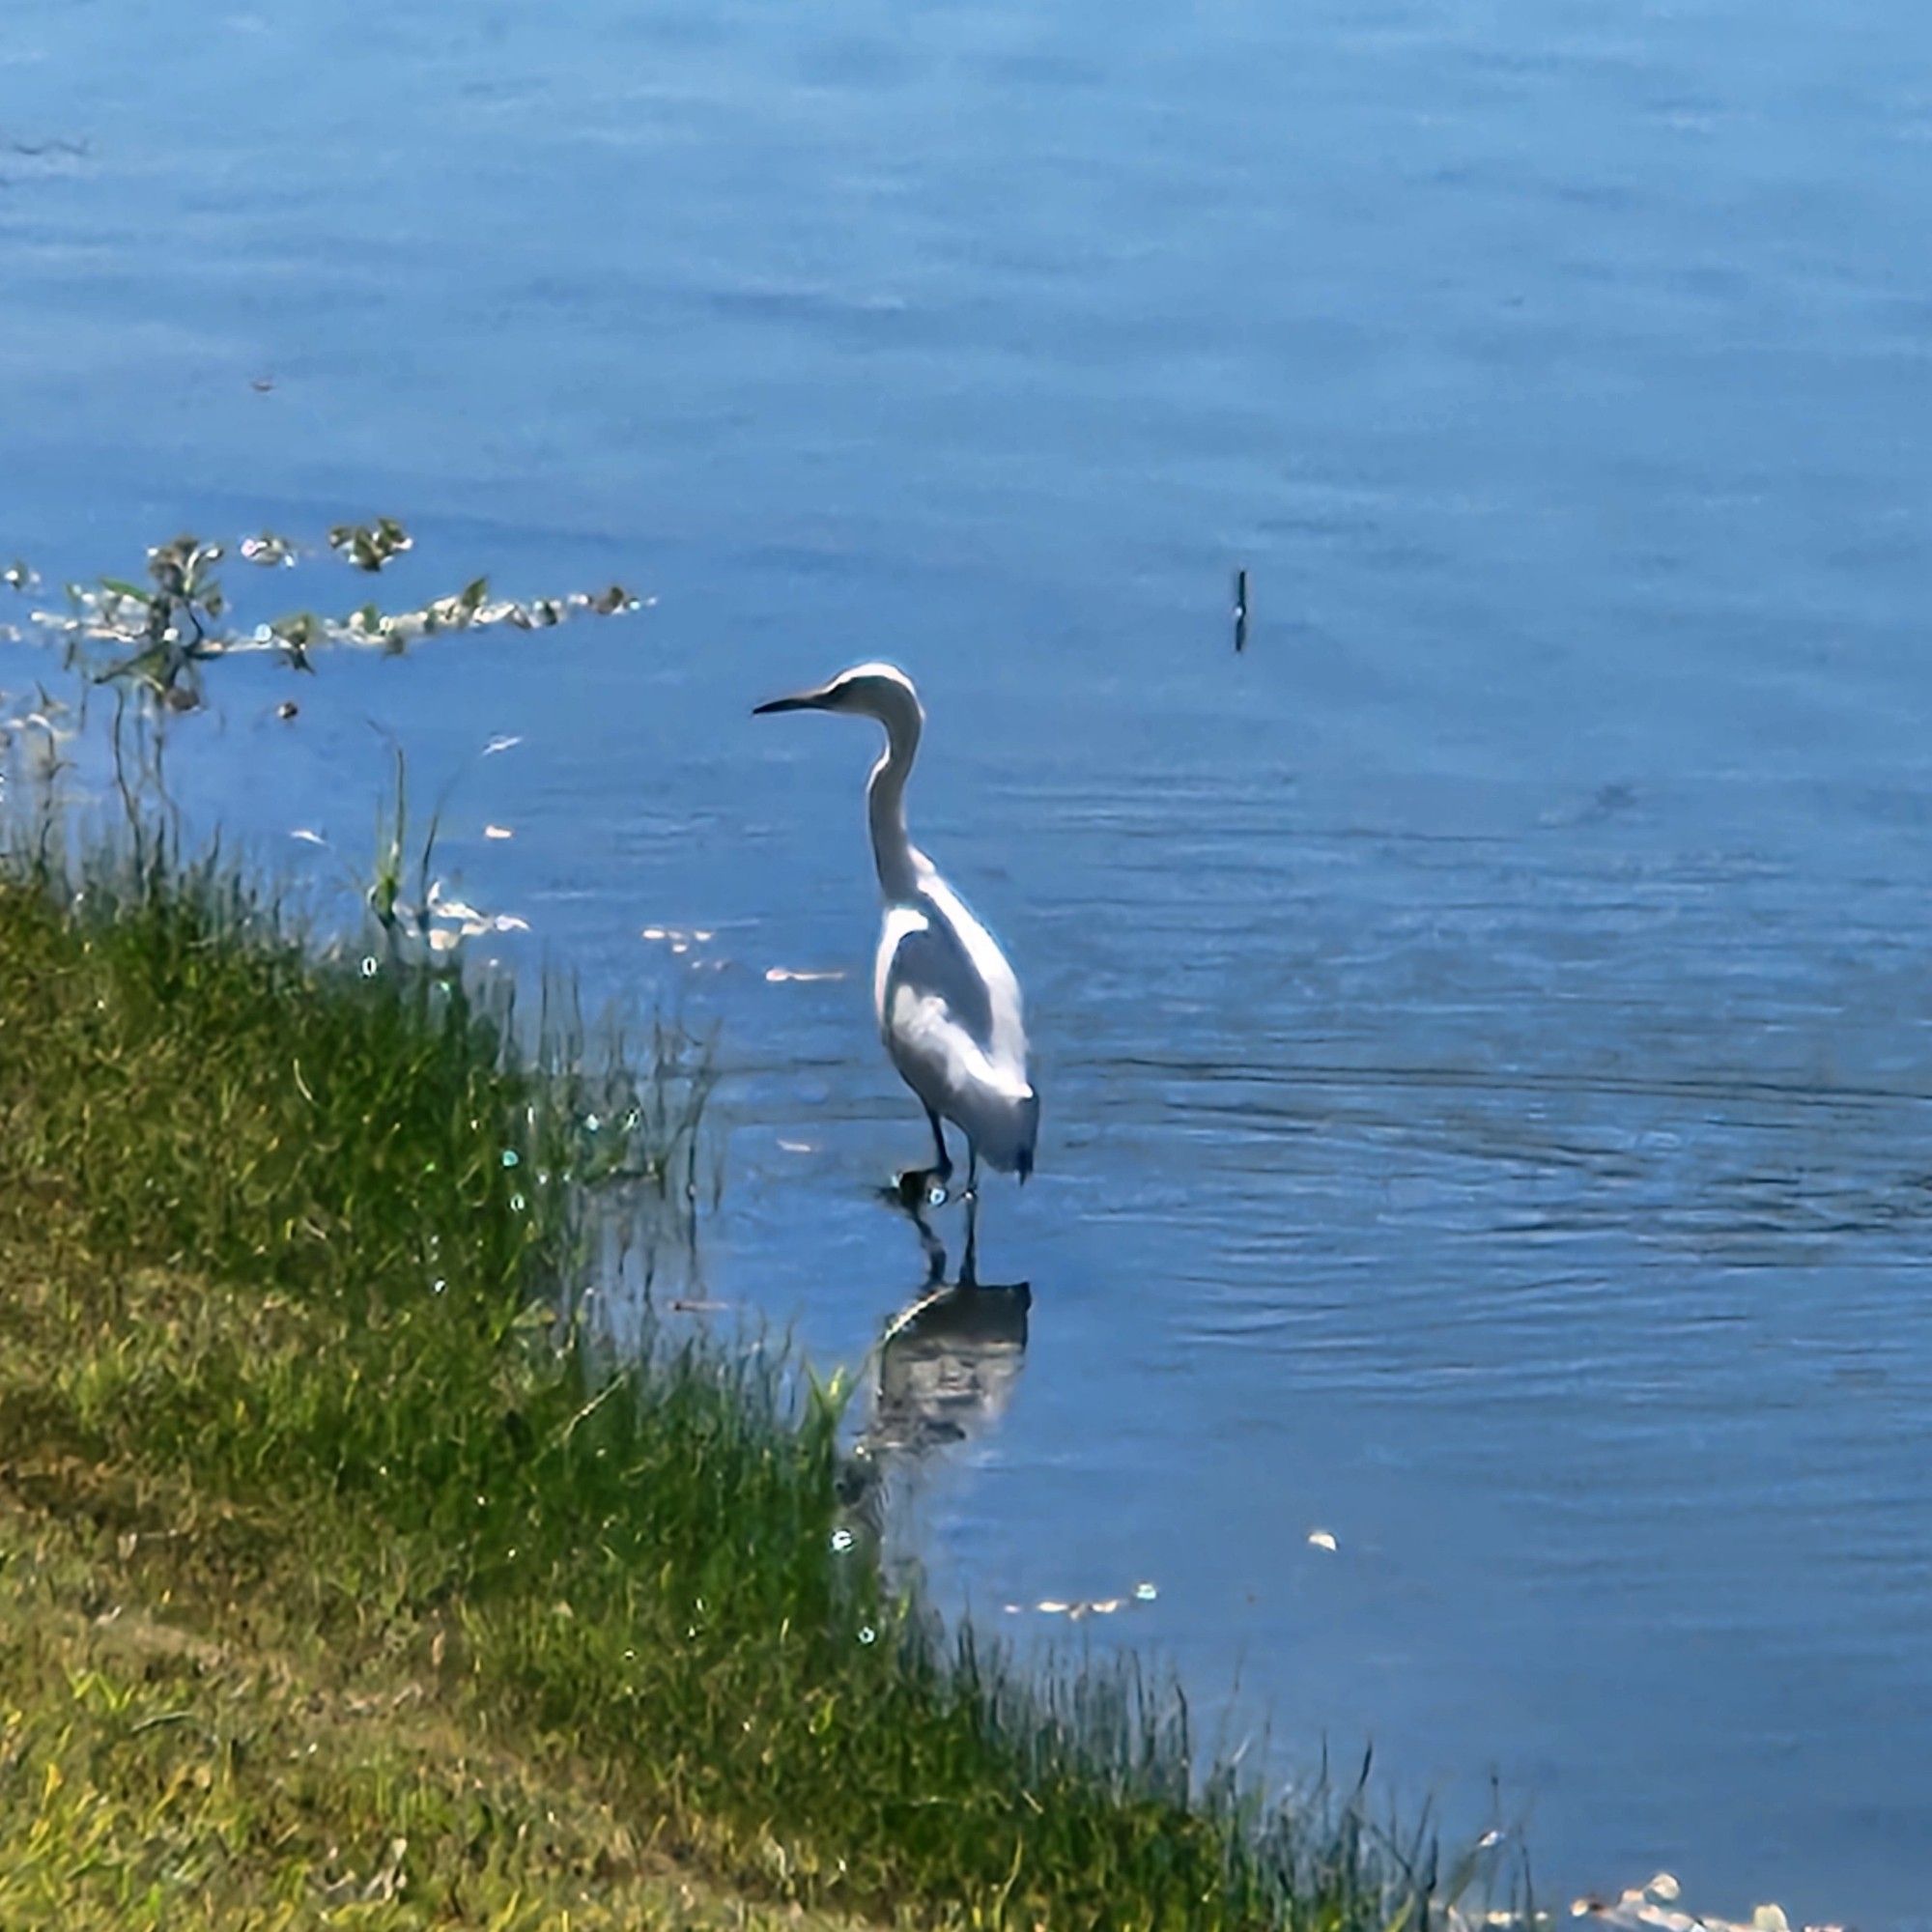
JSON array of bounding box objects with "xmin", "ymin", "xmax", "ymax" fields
[{"xmin": 753, "ymin": 664, "xmax": 1039, "ymax": 1233}]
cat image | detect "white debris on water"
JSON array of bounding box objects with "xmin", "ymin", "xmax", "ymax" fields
[
  {"xmin": 1559, "ymin": 1873, "xmax": 1842, "ymax": 1932},
  {"xmin": 998, "ymin": 1583, "xmax": 1156, "ymax": 1619}
]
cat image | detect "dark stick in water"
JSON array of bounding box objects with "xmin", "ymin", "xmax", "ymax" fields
[{"xmin": 1233, "ymin": 567, "xmax": 1249, "ymax": 653}]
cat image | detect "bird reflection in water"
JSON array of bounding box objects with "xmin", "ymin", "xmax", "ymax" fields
[{"xmin": 840, "ymin": 1208, "xmax": 1031, "ymax": 1527}]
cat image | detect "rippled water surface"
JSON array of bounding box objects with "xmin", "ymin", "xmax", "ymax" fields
[{"xmin": 9, "ymin": 1, "xmax": 1932, "ymax": 1918}]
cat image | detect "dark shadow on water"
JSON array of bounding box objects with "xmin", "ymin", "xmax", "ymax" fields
[
  {"xmin": 868, "ymin": 1268, "xmax": 1032, "ymax": 1462},
  {"xmin": 839, "ymin": 1208, "xmax": 1031, "ymax": 1537}
]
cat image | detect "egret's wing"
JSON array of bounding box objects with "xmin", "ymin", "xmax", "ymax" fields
[
  {"xmin": 877, "ymin": 904, "xmax": 993, "ymax": 1050},
  {"xmin": 916, "ymin": 875, "xmax": 1027, "ymax": 1075},
  {"xmin": 876, "ymin": 898, "xmax": 1031, "ymax": 1106}
]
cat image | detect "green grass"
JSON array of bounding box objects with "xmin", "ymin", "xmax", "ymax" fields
[
  {"xmin": 0, "ymin": 1503, "xmax": 868, "ymax": 1931},
  {"xmin": 0, "ymin": 849, "xmax": 1452, "ymax": 1929}
]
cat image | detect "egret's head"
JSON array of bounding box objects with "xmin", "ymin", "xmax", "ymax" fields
[{"xmin": 753, "ymin": 663, "xmax": 923, "ymax": 734}]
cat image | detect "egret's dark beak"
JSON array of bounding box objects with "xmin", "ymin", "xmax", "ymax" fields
[{"xmin": 753, "ymin": 687, "xmax": 831, "ymax": 717}]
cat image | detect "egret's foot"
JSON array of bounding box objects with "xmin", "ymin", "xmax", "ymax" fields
[{"xmin": 892, "ymin": 1165, "xmax": 952, "ymax": 1210}]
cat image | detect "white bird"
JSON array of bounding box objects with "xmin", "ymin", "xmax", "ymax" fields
[{"xmin": 753, "ymin": 664, "xmax": 1039, "ymax": 1229}]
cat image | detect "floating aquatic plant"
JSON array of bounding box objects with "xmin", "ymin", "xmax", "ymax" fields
[
  {"xmin": 239, "ymin": 531, "xmax": 298, "ymax": 568},
  {"xmin": 328, "ymin": 515, "xmax": 414, "ymax": 572},
  {"xmin": 13, "ymin": 524, "xmax": 646, "ymax": 705}
]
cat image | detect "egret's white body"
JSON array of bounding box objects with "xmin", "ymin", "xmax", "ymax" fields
[{"xmin": 754, "ymin": 664, "xmax": 1038, "ymax": 1194}]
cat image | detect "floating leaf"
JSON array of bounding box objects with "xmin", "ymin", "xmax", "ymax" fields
[{"xmin": 328, "ymin": 517, "xmax": 413, "ymax": 571}]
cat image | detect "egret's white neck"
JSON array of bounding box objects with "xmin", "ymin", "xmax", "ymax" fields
[{"xmin": 866, "ymin": 704, "xmax": 922, "ymax": 901}]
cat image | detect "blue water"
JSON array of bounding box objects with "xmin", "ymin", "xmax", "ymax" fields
[{"xmin": 8, "ymin": 1, "xmax": 1932, "ymax": 1918}]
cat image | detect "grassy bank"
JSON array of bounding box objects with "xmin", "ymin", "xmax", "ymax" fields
[
  {"xmin": 0, "ymin": 1501, "xmax": 865, "ymax": 1930},
  {"xmin": 0, "ymin": 852, "xmax": 1439, "ymax": 1929}
]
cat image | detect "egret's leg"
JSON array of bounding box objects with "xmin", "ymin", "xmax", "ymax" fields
[
  {"xmin": 906, "ymin": 1199, "xmax": 948, "ymax": 1285},
  {"xmin": 893, "ymin": 1108, "xmax": 952, "ymax": 1210},
  {"xmin": 964, "ymin": 1142, "xmax": 980, "ymax": 1201},
  {"xmin": 960, "ymin": 1183, "xmax": 980, "ymax": 1287}
]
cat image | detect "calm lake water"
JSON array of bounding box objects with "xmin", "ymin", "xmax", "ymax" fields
[{"xmin": 9, "ymin": 0, "xmax": 1932, "ymax": 1918}]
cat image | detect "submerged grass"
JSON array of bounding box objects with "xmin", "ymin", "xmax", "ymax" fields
[{"xmin": 0, "ymin": 846, "xmax": 1447, "ymax": 1929}]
